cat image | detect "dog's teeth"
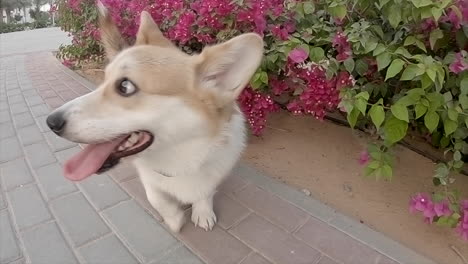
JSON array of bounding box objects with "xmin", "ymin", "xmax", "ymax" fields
[
  {"xmin": 128, "ymin": 133, "xmax": 139, "ymax": 144},
  {"xmin": 118, "ymin": 145, "xmax": 125, "ymax": 151}
]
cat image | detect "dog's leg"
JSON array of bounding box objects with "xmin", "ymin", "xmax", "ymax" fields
[
  {"xmin": 146, "ymin": 189, "xmax": 185, "ymax": 233},
  {"xmin": 191, "ymin": 193, "xmax": 217, "ymax": 231}
]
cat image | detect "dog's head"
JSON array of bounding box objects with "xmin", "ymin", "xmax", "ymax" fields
[{"xmin": 46, "ymin": 4, "xmax": 263, "ymax": 181}]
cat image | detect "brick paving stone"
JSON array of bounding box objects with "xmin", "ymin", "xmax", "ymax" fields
[
  {"xmin": 0, "ymin": 137, "xmax": 22, "ymax": 163},
  {"xmin": 0, "ymin": 110, "xmax": 11, "ymax": 123},
  {"xmin": 230, "ymin": 214, "xmax": 321, "ymax": 264},
  {"xmin": 38, "ymin": 89, "xmax": 57, "ymax": 99},
  {"xmin": 55, "ymin": 146, "xmax": 81, "ymax": 164},
  {"xmin": 22, "ymin": 89, "xmax": 39, "ymax": 98},
  {"xmin": 44, "ymin": 96, "xmax": 65, "ymax": 109},
  {"xmin": 156, "ymin": 245, "xmax": 204, "ymax": 264},
  {"xmin": 8, "ymin": 95, "xmax": 25, "ymax": 105},
  {"xmin": 78, "ymin": 235, "xmax": 139, "ymax": 264},
  {"xmin": 21, "ymin": 221, "xmax": 78, "ymax": 264},
  {"xmin": 50, "ymin": 192, "xmax": 110, "ymax": 246},
  {"xmin": 179, "ymin": 217, "xmax": 251, "ymax": 264},
  {"xmin": 0, "ymin": 210, "xmax": 22, "ymax": 263},
  {"xmin": 120, "ymin": 176, "xmax": 162, "ymax": 220},
  {"xmin": 8, "ymin": 184, "xmax": 52, "ymax": 229},
  {"xmin": 79, "ymin": 173, "xmax": 129, "ymax": 211},
  {"xmin": 43, "ymin": 131, "xmax": 76, "ymax": 151},
  {"xmin": 239, "ymin": 253, "xmax": 271, "ymax": 264},
  {"xmin": 17, "ymin": 125, "xmax": 43, "ymax": 146},
  {"xmin": 10, "ymin": 102, "xmax": 28, "ymax": 115},
  {"xmin": 294, "ymin": 217, "xmax": 381, "ymax": 264},
  {"xmin": 35, "ymin": 163, "xmax": 77, "ymax": 200},
  {"xmin": 0, "ymin": 188, "xmax": 5, "ymax": 209},
  {"xmin": 30, "ymin": 104, "xmax": 50, "ymax": 117},
  {"xmin": 317, "ymin": 256, "xmax": 339, "ymax": 264},
  {"xmin": 108, "ymin": 162, "xmax": 138, "ymax": 183},
  {"xmin": 102, "ymin": 200, "xmax": 179, "ymax": 263},
  {"xmin": 34, "ymin": 115, "xmax": 50, "ymax": 132},
  {"xmin": 0, "ymin": 158, "xmax": 34, "ymax": 191},
  {"xmin": 233, "ymin": 184, "xmax": 308, "ymax": 232},
  {"xmin": 0, "ymin": 121, "xmax": 15, "ymax": 139},
  {"xmin": 24, "ymin": 141, "xmax": 56, "ymax": 168},
  {"xmin": 219, "ymin": 173, "xmax": 247, "ymax": 196},
  {"xmin": 12, "ymin": 112, "xmax": 35, "ymax": 128},
  {"xmin": 214, "ymin": 192, "xmax": 250, "ymax": 230},
  {"xmin": 377, "ymin": 256, "xmax": 399, "ymax": 264},
  {"xmin": 25, "ymin": 95, "xmax": 44, "ymax": 106}
]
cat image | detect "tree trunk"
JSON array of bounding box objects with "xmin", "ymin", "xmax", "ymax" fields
[
  {"xmin": 23, "ymin": 7, "xmax": 27, "ymax": 23},
  {"xmin": 0, "ymin": 8, "xmax": 4, "ymax": 24},
  {"xmin": 6, "ymin": 8, "xmax": 12, "ymax": 23}
]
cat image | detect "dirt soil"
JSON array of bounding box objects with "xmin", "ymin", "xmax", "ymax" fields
[{"xmin": 78, "ymin": 68, "xmax": 467, "ymax": 264}]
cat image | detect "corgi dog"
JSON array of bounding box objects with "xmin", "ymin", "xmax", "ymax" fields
[{"xmin": 45, "ymin": 4, "xmax": 264, "ymax": 232}]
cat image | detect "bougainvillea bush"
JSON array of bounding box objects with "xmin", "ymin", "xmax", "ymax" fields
[{"xmin": 57, "ymin": 0, "xmax": 468, "ymax": 239}]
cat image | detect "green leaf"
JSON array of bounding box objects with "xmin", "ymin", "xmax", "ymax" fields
[
  {"xmin": 424, "ymin": 111, "xmax": 439, "ymax": 132},
  {"xmin": 259, "ymin": 72, "xmax": 268, "ymax": 84},
  {"xmin": 448, "ymin": 108, "xmax": 459, "ymax": 121},
  {"xmin": 385, "ymin": 59, "xmax": 405, "ymax": 80},
  {"xmin": 388, "ymin": 5, "xmax": 401, "ymax": 28},
  {"xmin": 355, "ymin": 91, "xmax": 370, "ymax": 100},
  {"xmin": 415, "ymin": 39, "xmax": 427, "ymax": 52},
  {"xmin": 369, "ymin": 104, "xmax": 385, "ymax": 130},
  {"xmin": 373, "ymin": 44, "xmax": 386, "ymax": 56},
  {"xmin": 411, "ymin": 0, "xmax": 433, "ymax": 8},
  {"xmin": 303, "ymin": 2, "xmax": 315, "ymax": 14},
  {"xmin": 391, "ymin": 104, "xmax": 409, "ymax": 122},
  {"xmin": 394, "ymin": 47, "xmax": 412, "ymax": 58},
  {"xmin": 381, "ymin": 164, "xmax": 393, "ymax": 179},
  {"xmin": 377, "ymin": 52, "xmax": 392, "ymax": 71},
  {"xmin": 344, "ymin": 58, "xmax": 355, "ymax": 73},
  {"xmin": 431, "ymin": 7, "xmax": 443, "ymax": 21},
  {"xmin": 454, "ymin": 150, "xmax": 462, "ymax": 161},
  {"xmin": 384, "ymin": 115, "xmax": 408, "ymax": 145},
  {"xmin": 355, "ymin": 98, "xmax": 367, "ymax": 115},
  {"xmin": 347, "ymin": 108, "xmax": 360, "ymax": 128},
  {"xmin": 460, "ymin": 94, "xmax": 468, "ymax": 109},
  {"xmin": 364, "ymin": 39, "xmax": 378, "ymax": 53},
  {"xmin": 429, "ymin": 29, "xmax": 444, "ymax": 50},
  {"xmin": 329, "ymin": 4, "xmax": 347, "ymax": 19},
  {"xmin": 400, "ymin": 64, "xmax": 425, "ymax": 81},
  {"xmin": 309, "ymin": 47, "xmax": 325, "ymax": 62},
  {"xmin": 415, "ymin": 103, "xmax": 427, "ymax": 119},
  {"xmin": 404, "ymin": 36, "xmax": 416, "ymax": 46},
  {"xmin": 356, "ymin": 59, "xmax": 369, "ymax": 76},
  {"xmin": 461, "ymin": 76, "xmax": 468, "ymax": 95},
  {"xmin": 444, "ymin": 119, "xmax": 458, "ymax": 136}
]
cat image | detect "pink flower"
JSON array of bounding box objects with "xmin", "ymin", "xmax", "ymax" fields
[
  {"xmin": 461, "ymin": 200, "xmax": 468, "ymax": 211},
  {"xmin": 238, "ymin": 87, "xmax": 278, "ymax": 135},
  {"xmin": 358, "ymin": 151, "xmax": 370, "ymax": 165},
  {"xmin": 450, "ymin": 52, "xmax": 468, "ymax": 74},
  {"xmin": 434, "ymin": 200, "xmax": 452, "ymax": 217},
  {"xmin": 288, "ymin": 48, "xmax": 308, "ymax": 63},
  {"xmin": 423, "ymin": 200, "xmax": 437, "ymax": 224},
  {"xmin": 456, "ymin": 210, "xmax": 468, "ymax": 240},
  {"xmin": 409, "ymin": 193, "xmax": 432, "ymax": 213},
  {"xmin": 332, "ymin": 32, "xmax": 352, "ymax": 61},
  {"xmin": 443, "ymin": 8, "xmax": 462, "ymax": 30}
]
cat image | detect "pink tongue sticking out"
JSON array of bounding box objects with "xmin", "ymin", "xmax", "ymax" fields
[{"xmin": 64, "ymin": 136, "xmax": 126, "ymax": 181}]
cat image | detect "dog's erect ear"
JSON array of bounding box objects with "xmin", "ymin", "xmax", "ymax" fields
[
  {"xmin": 97, "ymin": 1, "xmax": 128, "ymax": 60},
  {"xmin": 195, "ymin": 33, "xmax": 264, "ymax": 104},
  {"xmin": 135, "ymin": 11, "xmax": 174, "ymax": 48}
]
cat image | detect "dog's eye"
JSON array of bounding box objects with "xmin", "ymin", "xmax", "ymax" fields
[{"xmin": 117, "ymin": 79, "xmax": 137, "ymax": 96}]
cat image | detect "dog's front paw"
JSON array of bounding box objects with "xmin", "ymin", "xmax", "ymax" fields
[
  {"xmin": 191, "ymin": 207, "xmax": 217, "ymax": 231},
  {"xmin": 164, "ymin": 211, "xmax": 186, "ymax": 233}
]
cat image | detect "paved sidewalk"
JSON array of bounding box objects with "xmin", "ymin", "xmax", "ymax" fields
[{"xmin": 0, "ymin": 52, "xmax": 437, "ymax": 264}]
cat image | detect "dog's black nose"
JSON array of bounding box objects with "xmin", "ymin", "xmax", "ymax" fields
[{"xmin": 46, "ymin": 111, "xmax": 66, "ymax": 135}]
